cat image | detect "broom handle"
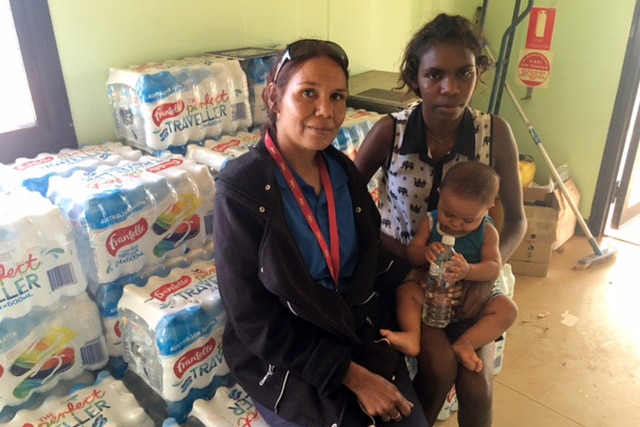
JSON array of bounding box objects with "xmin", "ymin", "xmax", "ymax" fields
[{"xmin": 484, "ymin": 45, "xmax": 604, "ymax": 255}]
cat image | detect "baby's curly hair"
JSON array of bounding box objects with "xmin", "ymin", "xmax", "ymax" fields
[{"xmin": 440, "ymin": 161, "xmax": 500, "ymax": 206}]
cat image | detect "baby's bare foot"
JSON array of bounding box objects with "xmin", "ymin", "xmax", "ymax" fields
[
  {"xmin": 452, "ymin": 338, "xmax": 483, "ymax": 372},
  {"xmin": 379, "ymin": 329, "xmax": 421, "ymax": 357}
]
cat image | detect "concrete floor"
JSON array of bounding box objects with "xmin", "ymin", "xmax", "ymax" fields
[{"xmin": 436, "ymin": 235, "xmax": 640, "ymax": 427}]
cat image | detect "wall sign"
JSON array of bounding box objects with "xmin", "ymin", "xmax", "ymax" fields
[
  {"xmin": 526, "ymin": 7, "xmax": 556, "ymax": 51},
  {"xmin": 517, "ymin": 50, "xmax": 553, "ymax": 88}
]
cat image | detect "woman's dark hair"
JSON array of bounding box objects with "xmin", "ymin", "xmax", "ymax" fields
[
  {"xmin": 262, "ymin": 39, "xmax": 349, "ymax": 137},
  {"xmin": 399, "ymin": 14, "xmax": 491, "ymax": 97}
]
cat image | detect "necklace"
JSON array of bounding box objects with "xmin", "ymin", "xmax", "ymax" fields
[{"xmin": 426, "ymin": 128, "xmax": 459, "ymax": 145}]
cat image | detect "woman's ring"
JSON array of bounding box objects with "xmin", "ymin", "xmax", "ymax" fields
[
  {"xmin": 382, "ymin": 416, "xmax": 391, "ymax": 422},
  {"xmin": 391, "ymin": 413, "xmax": 402, "ymax": 421}
]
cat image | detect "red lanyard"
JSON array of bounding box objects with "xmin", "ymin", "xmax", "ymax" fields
[{"xmin": 265, "ymin": 133, "xmax": 341, "ymax": 290}]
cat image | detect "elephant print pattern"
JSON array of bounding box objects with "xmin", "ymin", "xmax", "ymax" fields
[{"xmin": 377, "ymin": 107, "xmax": 494, "ymax": 246}]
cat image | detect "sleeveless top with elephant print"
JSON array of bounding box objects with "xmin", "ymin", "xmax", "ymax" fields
[{"xmin": 377, "ymin": 105, "xmax": 494, "ymax": 246}]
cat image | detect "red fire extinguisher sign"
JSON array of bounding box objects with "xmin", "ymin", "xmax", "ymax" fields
[{"xmin": 525, "ymin": 7, "xmax": 556, "ymax": 51}]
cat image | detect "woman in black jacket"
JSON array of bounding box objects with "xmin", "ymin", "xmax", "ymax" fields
[{"xmin": 212, "ymin": 39, "xmax": 427, "ymax": 427}]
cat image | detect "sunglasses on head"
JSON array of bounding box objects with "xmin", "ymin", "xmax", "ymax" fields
[{"xmin": 272, "ymin": 39, "xmax": 349, "ymax": 83}]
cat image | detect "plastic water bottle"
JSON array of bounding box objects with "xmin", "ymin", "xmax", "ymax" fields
[
  {"xmin": 0, "ymin": 189, "xmax": 87, "ymax": 320},
  {"xmin": 162, "ymin": 383, "xmax": 269, "ymax": 427},
  {"xmin": 9, "ymin": 370, "xmax": 154, "ymax": 427},
  {"xmin": 118, "ymin": 259, "xmax": 232, "ymax": 423},
  {"xmin": 422, "ymin": 235, "xmax": 456, "ymax": 328},
  {"xmin": 0, "ymin": 292, "xmax": 108, "ymax": 412},
  {"xmin": 246, "ymin": 57, "xmax": 270, "ymax": 126}
]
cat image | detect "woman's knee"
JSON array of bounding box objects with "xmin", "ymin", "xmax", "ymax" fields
[{"xmin": 455, "ymin": 345, "xmax": 494, "ymax": 405}]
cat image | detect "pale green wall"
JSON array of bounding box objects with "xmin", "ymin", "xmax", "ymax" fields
[
  {"xmin": 48, "ymin": 0, "xmax": 635, "ymax": 217},
  {"xmin": 48, "ymin": 0, "xmax": 476, "ymax": 147},
  {"xmin": 476, "ymin": 0, "xmax": 635, "ymax": 217}
]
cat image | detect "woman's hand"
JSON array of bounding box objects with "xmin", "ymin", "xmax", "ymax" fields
[{"xmin": 343, "ymin": 362, "xmax": 414, "ymax": 422}]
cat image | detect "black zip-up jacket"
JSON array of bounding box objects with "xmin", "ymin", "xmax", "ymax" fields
[{"xmin": 213, "ymin": 141, "xmax": 399, "ymax": 426}]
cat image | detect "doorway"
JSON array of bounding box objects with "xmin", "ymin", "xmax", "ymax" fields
[{"xmin": 590, "ymin": 0, "xmax": 640, "ymax": 246}]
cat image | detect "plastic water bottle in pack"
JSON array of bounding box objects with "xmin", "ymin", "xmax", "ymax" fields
[
  {"xmin": 0, "ymin": 292, "xmax": 108, "ymax": 413},
  {"xmin": 0, "ymin": 368, "xmax": 95, "ymax": 424},
  {"xmin": 0, "ymin": 189, "xmax": 86, "ymax": 320},
  {"xmin": 88, "ymin": 271, "xmax": 146, "ymax": 379},
  {"xmin": 332, "ymin": 127, "xmax": 355, "ymax": 158},
  {"xmin": 198, "ymin": 56, "xmax": 252, "ymax": 136},
  {"xmin": 121, "ymin": 369, "xmax": 170, "ymax": 426},
  {"xmin": 143, "ymin": 155, "xmax": 215, "ymax": 261},
  {"xmin": 437, "ymin": 385, "xmax": 459, "ymax": 421},
  {"xmin": 246, "ymin": 56, "xmax": 270, "ymax": 126},
  {"xmin": 0, "ymin": 142, "xmax": 142, "ymax": 196},
  {"xmin": 88, "ymin": 240, "xmax": 215, "ymax": 379},
  {"xmin": 46, "ymin": 160, "xmax": 176, "ymax": 283},
  {"xmin": 143, "ymin": 66, "xmax": 190, "ymax": 149},
  {"xmin": 108, "ymin": 81, "xmax": 146, "ymax": 146},
  {"xmin": 162, "ymin": 383, "xmax": 269, "ymax": 427},
  {"xmin": 107, "ymin": 65, "xmax": 187, "ymax": 151},
  {"xmin": 10, "ymin": 370, "xmax": 154, "ymax": 427},
  {"xmin": 118, "ymin": 259, "xmax": 232, "ymax": 423},
  {"xmin": 172, "ymin": 62, "xmax": 207, "ymax": 143},
  {"xmin": 340, "ymin": 108, "xmax": 383, "ymax": 156},
  {"xmin": 190, "ymin": 129, "xmax": 261, "ymax": 173}
]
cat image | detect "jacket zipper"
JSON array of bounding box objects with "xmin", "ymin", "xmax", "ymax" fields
[
  {"xmin": 273, "ymin": 370, "xmax": 290, "ymax": 414},
  {"xmin": 259, "ymin": 364, "xmax": 274, "ymax": 386},
  {"xmin": 286, "ymin": 301, "xmax": 299, "ymax": 316}
]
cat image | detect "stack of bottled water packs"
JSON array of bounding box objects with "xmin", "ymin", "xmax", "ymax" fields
[
  {"xmin": 44, "ymin": 153, "xmax": 216, "ymax": 378},
  {"xmin": 118, "ymin": 259, "xmax": 233, "ymax": 424},
  {"xmin": 0, "ymin": 189, "xmax": 108, "ymax": 423},
  {"xmin": 10, "ymin": 370, "xmax": 155, "ymax": 427},
  {"xmin": 162, "ymin": 383, "xmax": 269, "ymax": 427},
  {"xmin": 107, "ymin": 55, "xmax": 253, "ymax": 154},
  {"xmin": 0, "ymin": 141, "xmax": 142, "ymax": 197}
]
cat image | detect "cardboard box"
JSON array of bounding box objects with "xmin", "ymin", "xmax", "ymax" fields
[{"xmin": 509, "ymin": 179, "xmax": 581, "ymax": 277}]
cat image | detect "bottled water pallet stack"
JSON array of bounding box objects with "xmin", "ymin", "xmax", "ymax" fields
[
  {"xmin": 107, "ymin": 55, "xmax": 256, "ymax": 155},
  {"xmin": 0, "ymin": 190, "xmax": 109, "ymax": 423},
  {"xmin": 45, "ymin": 153, "xmax": 215, "ymax": 284},
  {"xmin": 162, "ymin": 383, "xmax": 269, "ymax": 427},
  {"xmin": 10, "ymin": 370, "xmax": 155, "ymax": 427},
  {"xmin": 45, "ymin": 153, "xmax": 216, "ymax": 379},
  {"xmin": 117, "ymin": 259, "xmax": 234, "ymax": 424},
  {"xmin": 0, "ymin": 141, "xmax": 142, "ymax": 197},
  {"xmin": 205, "ymin": 47, "xmax": 280, "ymax": 129}
]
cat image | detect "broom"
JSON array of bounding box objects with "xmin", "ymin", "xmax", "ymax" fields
[{"xmin": 483, "ymin": 44, "xmax": 618, "ymax": 269}]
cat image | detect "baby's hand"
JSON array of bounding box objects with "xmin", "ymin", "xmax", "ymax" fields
[
  {"xmin": 425, "ymin": 242, "xmax": 444, "ymax": 264},
  {"xmin": 444, "ymin": 253, "xmax": 469, "ymax": 282}
]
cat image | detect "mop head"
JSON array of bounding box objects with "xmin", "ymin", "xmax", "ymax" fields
[{"xmin": 573, "ymin": 247, "xmax": 618, "ymax": 270}]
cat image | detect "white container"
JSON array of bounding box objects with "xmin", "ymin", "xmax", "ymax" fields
[{"xmin": 10, "ymin": 370, "xmax": 154, "ymax": 427}]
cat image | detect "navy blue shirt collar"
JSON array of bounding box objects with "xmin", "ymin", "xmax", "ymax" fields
[{"xmin": 398, "ymin": 104, "xmax": 477, "ymax": 164}]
